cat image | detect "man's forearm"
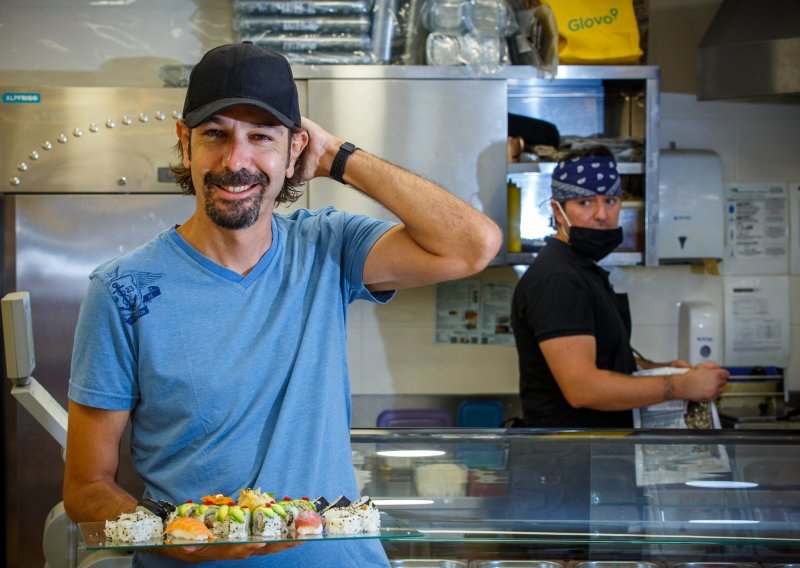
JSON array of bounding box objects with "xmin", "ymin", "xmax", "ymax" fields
[
  {"xmin": 64, "ymin": 479, "xmax": 138, "ymax": 523},
  {"xmin": 566, "ymin": 368, "xmax": 683, "ymax": 411},
  {"xmin": 343, "ymin": 149, "xmax": 502, "ymax": 270}
]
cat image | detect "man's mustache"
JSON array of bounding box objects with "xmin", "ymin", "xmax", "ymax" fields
[{"xmin": 204, "ymin": 168, "xmax": 269, "ymax": 188}]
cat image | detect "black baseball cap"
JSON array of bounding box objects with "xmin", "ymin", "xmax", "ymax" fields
[{"xmin": 182, "ymin": 42, "xmax": 300, "ymax": 129}]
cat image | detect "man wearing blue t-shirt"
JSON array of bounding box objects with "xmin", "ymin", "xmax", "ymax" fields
[{"xmin": 62, "ymin": 42, "xmax": 502, "ymax": 567}]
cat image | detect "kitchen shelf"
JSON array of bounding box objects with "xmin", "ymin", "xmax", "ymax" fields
[
  {"xmin": 504, "ymin": 65, "xmax": 659, "ymax": 267},
  {"xmin": 507, "ymin": 251, "xmax": 643, "ymax": 266},
  {"xmin": 508, "ymin": 162, "xmax": 645, "ymax": 175}
]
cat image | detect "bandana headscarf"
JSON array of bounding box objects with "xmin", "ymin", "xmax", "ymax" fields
[{"xmin": 551, "ymin": 155, "xmax": 621, "ymax": 202}]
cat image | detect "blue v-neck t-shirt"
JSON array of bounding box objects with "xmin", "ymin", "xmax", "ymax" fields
[{"xmin": 69, "ymin": 206, "xmax": 395, "ymax": 567}]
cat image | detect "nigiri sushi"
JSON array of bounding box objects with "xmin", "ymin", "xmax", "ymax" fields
[
  {"xmin": 293, "ymin": 510, "xmax": 325, "ymax": 536},
  {"xmin": 164, "ymin": 516, "xmax": 216, "ymax": 542}
]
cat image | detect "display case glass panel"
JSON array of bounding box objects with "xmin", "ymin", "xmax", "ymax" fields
[{"xmin": 350, "ymin": 429, "xmax": 800, "ymax": 565}]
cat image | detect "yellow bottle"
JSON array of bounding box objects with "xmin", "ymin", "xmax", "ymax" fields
[{"xmin": 507, "ymin": 180, "xmax": 522, "ymax": 253}]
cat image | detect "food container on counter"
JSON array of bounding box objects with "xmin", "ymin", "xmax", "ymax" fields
[
  {"xmin": 671, "ymin": 564, "xmax": 759, "ymax": 568},
  {"xmin": 390, "ymin": 561, "xmax": 468, "ymax": 568},
  {"xmin": 471, "ymin": 561, "xmax": 564, "ymax": 567},
  {"xmin": 574, "ymin": 563, "xmax": 662, "ymax": 568}
]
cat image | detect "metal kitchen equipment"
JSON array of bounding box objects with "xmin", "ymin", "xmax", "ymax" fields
[{"xmin": 1, "ymin": 86, "xmax": 194, "ymax": 567}]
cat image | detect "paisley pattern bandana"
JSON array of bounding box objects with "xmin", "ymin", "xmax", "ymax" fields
[{"xmin": 551, "ymin": 155, "xmax": 621, "ymax": 202}]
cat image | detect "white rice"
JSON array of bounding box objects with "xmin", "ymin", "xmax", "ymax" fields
[
  {"xmin": 210, "ymin": 508, "xmax": 250, "ymax": 540},
  {"xmin": 351, "ymin": 496, "xmax": 381, "ymax": 533},
  {"xmin": 295, "ymin": 523, "xmax": 323, "ymax": 536},
  {"xmin": 251, "ymin": 509, "xmax": 287, "ymax": 538},
  {"xmin": 323, "ymin": 509, "xmax": 363, "ymax": 535},
  {"xmin": 355, "ymin": 506, "xmax": 381, "ymax": 533},
  {"xmin": 212, "ymin": 518, "xmax": 248, "ymax": 540},
  {"xmin": 104, "ymin": 511, "xmax": 163, "ymax": 543}
]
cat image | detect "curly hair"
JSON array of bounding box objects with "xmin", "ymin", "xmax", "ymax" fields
[{"xmin": 168, "ymin": 127, "xmax": 307, "ymax": 206}]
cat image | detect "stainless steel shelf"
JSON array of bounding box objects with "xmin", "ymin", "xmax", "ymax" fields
[
  {"xmin": 507, "ymin": 162, "xmax": 645, "ymax": 175},
  {"xmin": 506, "ymin": 251, "xmax": 643, "ymax": 266}
]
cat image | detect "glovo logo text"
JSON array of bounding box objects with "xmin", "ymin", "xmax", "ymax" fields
[{"xmin": 567, "ymin": 8, "xmax": 620, "ymax": 32}]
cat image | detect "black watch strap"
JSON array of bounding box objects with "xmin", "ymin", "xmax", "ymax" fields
[{"xmin": 330, "ymin": 142, "xmax": 357, "ymax": 184}]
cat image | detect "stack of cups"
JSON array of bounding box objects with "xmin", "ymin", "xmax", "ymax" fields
[{"xmin": 421, "ymin": 0, "xmax": 517, "ymax": 70}]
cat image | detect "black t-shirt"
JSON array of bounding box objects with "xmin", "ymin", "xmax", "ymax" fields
[{"xmin": 511, "ymin": 237, "xmax": 637, "ymax": 428}]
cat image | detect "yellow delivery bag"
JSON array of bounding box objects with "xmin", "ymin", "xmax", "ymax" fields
[{"xmin": 543, "ymin": 0, "xmax": 643, "ymax": 64}]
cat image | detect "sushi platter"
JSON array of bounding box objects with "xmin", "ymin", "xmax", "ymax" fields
[
  {"xmin": 78, "ymin": 512, "xmax": 421, "ymax": 550},
  {"xmin": 78, "ymin": 491, "xmax": 422, "ymax": 551}
]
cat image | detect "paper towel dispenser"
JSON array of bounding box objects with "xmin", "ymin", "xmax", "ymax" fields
[{"xmin": 658, "ymin": 147, "xmax": 725, "ymax": 262}]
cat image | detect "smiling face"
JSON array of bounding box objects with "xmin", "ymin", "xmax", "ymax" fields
[
  {"xmin": 552, "ymin": 194, "xmax": 621, "ymax": 240},
  {"xmin": 177, "ymin": 105, "xmax": 304, "ymax": 231}
]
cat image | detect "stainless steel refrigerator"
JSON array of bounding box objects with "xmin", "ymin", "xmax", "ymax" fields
[{"xmin": 1, "ymin": 87, "xmax": 194, "ymax": 567}]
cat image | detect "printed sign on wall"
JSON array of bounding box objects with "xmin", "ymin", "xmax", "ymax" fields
[
  {"xmin": 723, "ymin": 275, "xmax": 789, "ymax": 367},
  {"xmin": 723, "ymin": 182, "xmax": 788, "ymax": 275}
]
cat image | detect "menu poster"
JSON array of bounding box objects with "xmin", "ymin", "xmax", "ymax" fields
[
  {"xmin": 789, "ymin": 181, "xmax": 800, "ymax": 275},
  {"xmin": 723, "ymin": 182, "xmax": 788, "ymax": 275},
  {"xmin": 435, "ymin": 280, "xmax": 515, "ymax": 346},
  {"xmin": 723, "ymin": 276, "xmax": 789, "ymax": 367}
]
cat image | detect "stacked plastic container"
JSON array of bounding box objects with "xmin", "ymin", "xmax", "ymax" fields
[
  {"xmin": 420, "ymin": 0, "xmax": 517, "ymax": 71},
  {"xmin": 234, "ymin": 0, "xmax": 398, "ymax": 64}
]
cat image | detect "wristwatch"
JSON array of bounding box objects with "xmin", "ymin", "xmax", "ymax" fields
[{"xmin": 329, "ymin": 142, "xmax": 357, "ymax": 184}]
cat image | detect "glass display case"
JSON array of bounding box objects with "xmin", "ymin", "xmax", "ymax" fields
[{"xmin": 350, "ymin": 428, "xmax": 800, "ymax": 566}]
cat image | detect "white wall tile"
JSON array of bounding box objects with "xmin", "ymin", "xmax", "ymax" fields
[
  {"xmin": 610, "ymin": 265, "xmax": 724, "ymax": 326},
  {"xmin": 660, "ymin": 92, "xmax": 738, "ymax": 120},
  {"xmin": 736, "ymin": 118, "xmax": 800, "ymax": 181},
  {"xmin": 659, "ymin": 117, "xmax": 739, "ymax": 181},
  {"xmin": 358, "ymin": 324, "xmax": 519, "ymax": 395},
  {"xmin": 791, "ymin": 277, "xmax": 800, "ymax": 325},
  {"xmin": 628, "ymin": 324, "xmax": 681, "ymax": 364},
  {"xmin": 786, "ymin": 324, "xmax": 800, "ymax": 393}
]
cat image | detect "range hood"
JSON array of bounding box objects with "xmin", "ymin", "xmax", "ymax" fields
[{"xmin": 696, "ymin": 0, "xmax": 800, "ymax": 103}]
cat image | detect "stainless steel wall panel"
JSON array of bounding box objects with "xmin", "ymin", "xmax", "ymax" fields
[
  {"xmin": 2, "ymin": 194, "xmax": 194, "ymax": 567},
  {"xmin": 306, "ymin": 78, "xmax": 508, "ymax": 239},
  {"xmin": 2, "ymin": 87, "xmax": 186, "ymax": 194}
]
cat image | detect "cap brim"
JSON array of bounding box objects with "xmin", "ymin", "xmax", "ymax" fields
[{"xmin": 183, "ymin": 97, "xmax": 296, "ymax": 129}]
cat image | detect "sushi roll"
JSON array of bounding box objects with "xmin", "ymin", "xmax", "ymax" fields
[
  {"xmin": 352, "ymin": 496, "xmax": 381, "ymax": 533},
  {"xmin": 311, "ymin": 496, "xmax": 330, "ymax": 512},
  {"xmin": 201, "ymin": 493, "xmax": 235, "ymax": 506},
  {"xmin": 193, "ymin": 504, "xmax": 219, "ymax": 530},
  {"xmin": 251, "ymin": 505, "xmax": 287, "ymax": 538},
  {"xmin": 320, "ymin": 495, "xmax": 351, "ymax": 514},
  {"xmin": 237, "ymin": 488, "xmax": 275, "ymax": 511},
  {"xmin": 212, "ymin": 504, "xmax": 250, "ymax": 540},
  {"xmin": 321, "ymin": 496, "xmax": 361, "ymax": 535},
  {"xmin": 293, "ymin": 497, "xmax": 316, "ymax": 511},
  {"xmin": 321, "ymin": 495, "xmax": 382, "ymax": 534},
  {"xmin": 276, "ymin": 498, "xmax": 300, "ymax": 530},
  {"xmin": 322, "ymin": 506, "xmax": 362, "ymax": 535},
  {"xmin": 104, "ymin": 510, "xmax": 164, "ymax": 543},
  {"xmin": 166, "ymin": 500, "xmax": 199, "ymax": 524}
]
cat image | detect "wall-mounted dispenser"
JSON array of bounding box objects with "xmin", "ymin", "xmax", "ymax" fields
[
  {"xmin": 678, "ymin": 301, "xmax": 722, "ymax": 365},
  {"xmin": 658, "ymin": 145, "xmax": 725, "ymax": 261}
]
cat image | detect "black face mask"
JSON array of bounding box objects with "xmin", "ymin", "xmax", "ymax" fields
[{"xmin": 569, "ymin": 226, "xmax": 624, "ymax": 261}]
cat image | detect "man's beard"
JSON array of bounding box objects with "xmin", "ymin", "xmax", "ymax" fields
[{"xmin": 202, "ymin": 168, "xmax": 270, "ymax": 230}]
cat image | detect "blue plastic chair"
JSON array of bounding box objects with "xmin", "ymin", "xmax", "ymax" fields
[{"xmin": 376, "ymin": 408, "xmax": 454, "ymax": 428}]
